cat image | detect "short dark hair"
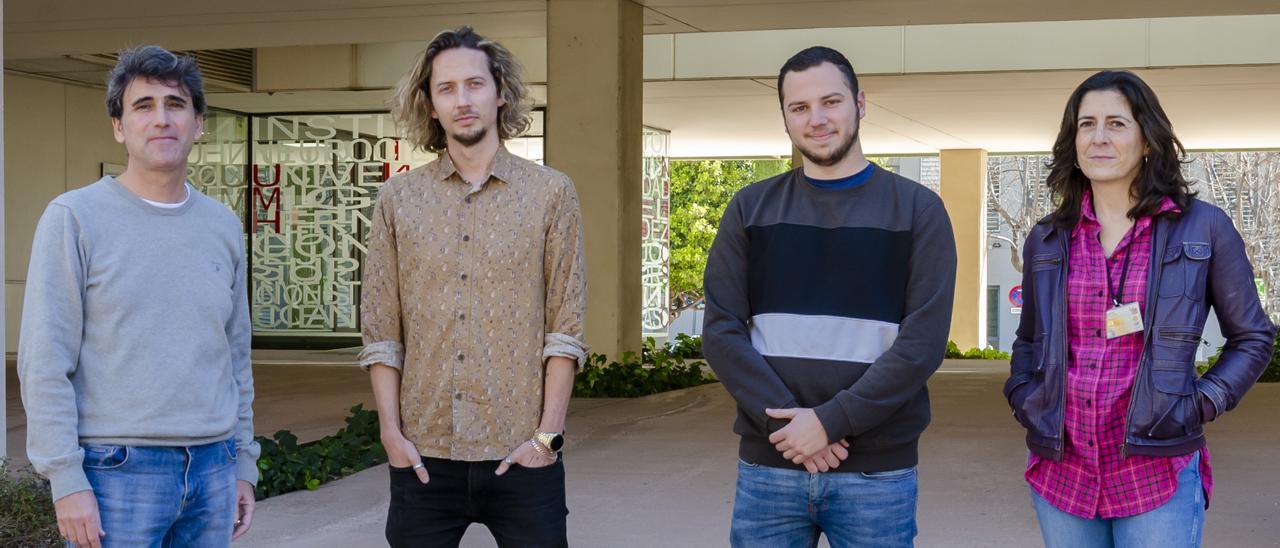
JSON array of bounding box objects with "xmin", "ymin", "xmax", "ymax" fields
[
  {"xmin": 776, "ymin": 46, "xmax": 860, "ymax": 108},
  {"xmin": 105, "ymin": 45, "xmax": 205, "ymax": 119},
  {"xmin": 1045, "ymin": 70, "xmax": 1194, "ymax": 227}
]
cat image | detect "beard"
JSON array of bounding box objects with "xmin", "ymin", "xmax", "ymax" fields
[
  {"xmin": 796, "ymin": 122, "xmax": 859, "ymax": 167},
  {"xmin": 450, "ymin": 125, "xmax": 488, "ymax": 148}
]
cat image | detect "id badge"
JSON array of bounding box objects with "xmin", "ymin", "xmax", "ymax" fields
[{"xmin": 1105, "ymin": 302, "xmax": 1144, "ymax": 339}]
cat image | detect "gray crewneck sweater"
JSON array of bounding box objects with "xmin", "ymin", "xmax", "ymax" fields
[{"xmin": 18, "ymin": 176, "xmax": 259, "ymax": 500}]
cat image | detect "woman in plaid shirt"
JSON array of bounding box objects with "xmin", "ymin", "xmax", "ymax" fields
[{"xmin": 1005, "ymin": 70, "xmax": 1277, "ymax": 548}]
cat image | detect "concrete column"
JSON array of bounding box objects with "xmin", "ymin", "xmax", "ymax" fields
[
  {"xmin": 939, "ymin": 149, "xmax": 988, "ymax": 350},
  {"xmin": 546, "ymin": 0, "xmax": 643, "ymax": 359}
]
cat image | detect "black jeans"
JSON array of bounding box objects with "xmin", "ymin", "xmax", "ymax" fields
[{"xmin": 386, "ymin": 456, "xmax": 568, "ymax": 548}]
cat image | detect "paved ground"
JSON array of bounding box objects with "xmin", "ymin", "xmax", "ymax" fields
[{"xmin": 6, "ymin": 358, "xmax": 1279, "ymax": 546}]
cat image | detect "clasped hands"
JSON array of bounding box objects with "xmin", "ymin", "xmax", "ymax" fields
[{"xmin": 766, "ymin": 407, "xmax": 849, "ymax": 473}]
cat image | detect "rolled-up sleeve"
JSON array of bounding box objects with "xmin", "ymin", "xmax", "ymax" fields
[
  {"xmin": 541, "ymin": 175, "xmax": 588, "ymax": 367},
  {"xmin": 359, "ymin": 185, "xmax": 405, "ymax": 371}
]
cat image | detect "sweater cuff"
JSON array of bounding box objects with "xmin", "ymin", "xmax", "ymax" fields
[
  {"xmin": 814, "ymin": 398, "xmax": 854, "ymax": 444},
  {"xmin": 236, "ymin": 452, "xmax": 260, "ymax": 485},
  {"xmin": 48, "ymin": 464, "xmax": 93, "ymax": 502}
]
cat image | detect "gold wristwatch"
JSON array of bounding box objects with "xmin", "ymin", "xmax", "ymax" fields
[{"xmin": 533, "ymin": 430, "xmax": 565, "ymax": 453}]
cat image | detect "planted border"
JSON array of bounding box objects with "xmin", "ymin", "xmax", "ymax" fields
[
  {"xmin": 945, "ymin": 340, "xmax": 1011, "ymax": 360},
  {"xmin": 0, "ymin": 461, "xmax": 61, "ymax": 547}
]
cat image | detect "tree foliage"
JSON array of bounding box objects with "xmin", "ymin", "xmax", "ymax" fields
[
  {"xmin": 669, "ymin": 159, "xmax": 791, "ymax": 316},
  {"xmin": 987, "ymin": 155, "xmax": 1055, "ymax": 273},
  {"xmin": 1187, "ymin": 151, "xmax": 1280, "ymax": 323}
]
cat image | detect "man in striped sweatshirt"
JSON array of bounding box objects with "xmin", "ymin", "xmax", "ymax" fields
[{"xmin": 703, "ymin": 46, "xmax": 957, "ymax": 547}]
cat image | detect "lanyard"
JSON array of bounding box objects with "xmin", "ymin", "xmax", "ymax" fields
[{"xmin": 1104, "ymin": 234, "xmax": 1135, "ymax": 308}]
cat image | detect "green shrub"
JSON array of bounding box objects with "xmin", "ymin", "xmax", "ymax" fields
[
  {"xmin": 0, "ymin": 462, "xmax": 61, "ymax": 547},
  {"xmin": 945, "ymin": 340, "xmax": 962, "ymax": 358},
  {"xmin": 1204, "ymin": 330, "xmax": 1280, "ymax": 383},
  {"xmin": 573, "ymin": 337, "xmax": 717, "ymax": 398},
  {"xmin": 945, "ymin": 340, "xmax": 1011, "ymax": 360},
  {"xmin": 254, "ymin": 403, "xmax": 387, "ymax": 500},
  {"xmin": 667, "ymin": 333, "xmax": 704, "ymax": 360}
]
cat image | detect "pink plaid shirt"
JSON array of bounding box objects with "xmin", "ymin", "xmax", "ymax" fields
[{"xmin": 1026, "ymin": 191, "xmax": 1212, "ymax": 519}]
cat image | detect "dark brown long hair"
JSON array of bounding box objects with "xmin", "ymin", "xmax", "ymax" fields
[{"xmin": 1045, "ymin": 70, "xmax": 1194, "ymax": 227}]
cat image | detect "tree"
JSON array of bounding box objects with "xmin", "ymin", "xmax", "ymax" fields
[
  {"xmin": 987, "ymin": 155, "xmax": 1055, "ymax": 273},
  {"xmin": 1187, "ymin": 151, "xmax": 1280, "ymax": 322},
  {"xmin": 669, "ymin": 159, "xmax": 790, "ymax": 318}
]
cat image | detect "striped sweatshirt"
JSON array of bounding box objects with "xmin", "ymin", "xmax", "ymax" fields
[{"xmin": 703, "ymin": 165, "xmax": 957, "ymax": 472}]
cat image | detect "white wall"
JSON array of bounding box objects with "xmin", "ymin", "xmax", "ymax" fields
[
  {"xmin": 3, "ymin": 75, "xmax": 126, "ymax": 353},
  {"xmin": 668, "ymin": 305, "xmax": 704, "ymax": 341}
]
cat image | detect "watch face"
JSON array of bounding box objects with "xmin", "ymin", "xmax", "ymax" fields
[{"xmin": 548, "ymin": 434, "xmax": 564, "ymax": 452}]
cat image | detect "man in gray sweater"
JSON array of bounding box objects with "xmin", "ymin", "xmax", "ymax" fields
[{"xmin": 18, "ymin": 45, "xmax": 259, "ymax": 547}]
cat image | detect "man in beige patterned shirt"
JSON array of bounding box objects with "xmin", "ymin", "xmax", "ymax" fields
[{"xmin": 360, "ymin": 26, "xmax": 586, "ymax": 548}]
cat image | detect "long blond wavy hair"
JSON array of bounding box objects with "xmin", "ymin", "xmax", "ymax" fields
[{"xmin": 391, "ymin": 26, "xmax": 532, "ymax": 153}]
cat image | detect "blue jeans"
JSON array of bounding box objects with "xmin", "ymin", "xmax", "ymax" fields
[
  {"xmin": 77, "ymin": 439, "xmax": 238, "ymax": 548},
  {"xmin": 730, "ymin": 459, "xmax": 918, "ymax": 548},
  {"xmin": 1031, "ymin": 452, "xmax": 1205, "ymax": 548}
]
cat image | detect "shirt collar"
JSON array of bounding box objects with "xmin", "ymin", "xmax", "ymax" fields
[
  {"xmin": 1073, "ymin": 190, "xmax": 1100, "ymax": 240},
  {"xmin": 1075, "ymin": 190, "xmax": 1181, "ymax": 239},
  {"xmin": 430, "ymin": 145, "xmax": 519, "ymax": 187}
]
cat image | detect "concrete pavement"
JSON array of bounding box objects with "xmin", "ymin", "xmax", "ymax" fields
[
  {"xmin": 238, "ymin": 360, "xmax": 1280, "ymax": 547},
  {"xmin": 7, "ymin": 359, "xmax": 1279, "ymax": 546}
]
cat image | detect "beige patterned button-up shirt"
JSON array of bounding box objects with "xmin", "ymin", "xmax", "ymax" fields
[{"xmin": 358, "ymin": 146, "xmax": 587, "ymax": 461}]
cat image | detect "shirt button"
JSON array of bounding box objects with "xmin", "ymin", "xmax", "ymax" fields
[
  {"xmin": 1095, "ymin": 329, "xmax": 1102, "ymax": 337},
  {"xmin": 454, "ymin": 392, "xmax": 462, "ymax": 400},
  {"xmin": 1088, "ymin": 440, "xmax": 1095, "ymax": 447},
  {"xmin": 1097, "ymin": 291, "xmax": 1103, "ymax": 297},
  {"xmin": 462, "ymin": 235, "xmax": 470, "ymax": 242},
  {"xmin": 1086, "ymin": 399, "xmax": 1092, "ymax": 406},
  {"xmin": 458, "ymin": 313, "xmax": 466, "ymax": 320},
  {"xmin": 464, "ymin": 196, "xmax": 472, "ymax": 204},
  {"xmin": 457, "ymin": 353, "xmax": 465, "ymax": 361},
  {"xmin": 461, "ymin": 273, "xmax": 468, "ymax": 281}
]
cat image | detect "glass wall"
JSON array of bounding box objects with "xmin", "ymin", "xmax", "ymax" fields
[
  {"xmin": 248, "ymin": 113, "xmax": 415, "ymax": 333},
  {"xmin": 641, "ymin": 127, "xmax": 672, "ymax": 341},
  {"xmin": 189, "ymin": 109, "xmax": 547, "ymax": 341},
  {"xmin": 188, "ymin": 109, "xmax": 250, "ymax": 230}
]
